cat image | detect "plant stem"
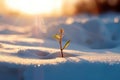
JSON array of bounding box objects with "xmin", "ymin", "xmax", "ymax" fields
[
  {"xmin": 59, "ymin": 32, "xmax": 64, "ymax": 57},
  {"xmin": 59, "ymin": 40, "xmax": 63, "ymax": 57}
]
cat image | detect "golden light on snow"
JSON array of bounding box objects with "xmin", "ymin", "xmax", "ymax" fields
[
  {"xmin": 66, "ymin": 18, "xmax": 74, "ymax": 25},
  {"xmin": 5, "ymin": 0, "xmax": 63, "ymax": 15}
]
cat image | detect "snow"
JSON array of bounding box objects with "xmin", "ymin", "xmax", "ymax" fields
[{"xmin": 0, "ymin": 12, "xmax": 120, "ymax": 80}]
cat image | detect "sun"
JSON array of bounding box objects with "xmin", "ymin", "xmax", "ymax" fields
[{"xmin": 5, "ymin": 0, "xmax": 63, "ymax": 15}]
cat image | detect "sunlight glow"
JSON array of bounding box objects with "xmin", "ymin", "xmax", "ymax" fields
[{"xmin": 5, "ymin": 0, "xmax": 63, "ymax": 15}]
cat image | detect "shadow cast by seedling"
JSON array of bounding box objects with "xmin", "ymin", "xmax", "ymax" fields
[{"xmin": 53, "ymin": 28, "xmax": 70, "ymax": 58}]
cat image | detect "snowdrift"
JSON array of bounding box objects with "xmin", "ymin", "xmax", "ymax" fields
[{"xmin": 0, "ymin": 12, "xmax": 120, "ymax": 80}]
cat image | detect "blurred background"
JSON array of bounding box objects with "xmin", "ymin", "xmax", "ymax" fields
[
  {"xmin": 75, "ymin": 0, "xmax": 120, "ymax": 14},
  {"xmin": 0, "ymin": 0, "xmax": 120, "ymax": 16},
  {"xmin": 0, "ymin": 0, "xmax": 120, "ymax": 49},
  {"xmin": 0, "ymin": 0, "xmax": 119, "ymax": 26}
]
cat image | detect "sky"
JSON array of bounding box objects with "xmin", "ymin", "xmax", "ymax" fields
[
  {"xmin": 0, "ymin": 0, "xmax": 82, "ymax": 16},
  {"xmin": 0, "ymin": 0, "xmax": 120, "ymax": 17},
  {"xmin": 0, "ymin": 0, "xmax": 7, "ymax": 14},
  {"xmin": 0, "ymin": 0, "xmax": 28, "ymax": 15}
]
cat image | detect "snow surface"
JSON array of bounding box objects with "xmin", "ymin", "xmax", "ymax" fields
[{"xmin": 0, "ymin": 12, "xmax": 120, "ymax": 80}]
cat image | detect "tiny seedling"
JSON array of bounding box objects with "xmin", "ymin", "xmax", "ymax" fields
[{"xmin": 53, "ymin": 28, "xmax": 70, "ymax": 58}]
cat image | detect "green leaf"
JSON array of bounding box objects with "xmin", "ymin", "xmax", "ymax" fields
[
  {"xmin": 63, "ymin": 40, "xmax": 70, "ymax": 49},
  {"xmin": 53, "ymin": 34, "xmax": 60, "ymax": 41}
]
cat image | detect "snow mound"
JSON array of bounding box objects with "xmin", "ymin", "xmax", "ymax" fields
[
  {"xmin": 1, "ymin": 12, "xmax": 120, "ymax": 80},
  {"xmin": 0, "ymin": 52, "xmax": 120, "ymax": 80},
  {"xmin": 17, "ymin": 49, "xmax": 49, "ymax": 59},
  {"xmin": 16, "ymin": 49, "xmax": 78, "ymax": 59},
  {"xmin": 44, "ymin": 17, "xmax": 120, "ymax": 49},
  {"xmin": 81, "ymin": 18, "xmax": 118, "ymax": 49}
]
